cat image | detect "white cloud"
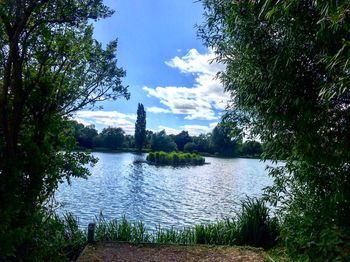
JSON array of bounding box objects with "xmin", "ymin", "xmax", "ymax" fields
[
  {"xmin": 181, "ymin": 122, "xmax": 218, "ymax": 136},
  {"xmin": 157, "ymin": 122, "xmax": 218, "ymax": 136},
  {"xmin": 165, "ymin": 48, "xmax": 223, "ymax": 75},
  {"xmin": 158, "ymin": 125, "xmax": 182, "ymax": 135},
  {"xmin": 143, "ymin": 48, "xmax": 229, "ymax": 121},
  {"xmin": 74, "ymin": 117, "xmax": 92, "ymax": 127},
  {"xmin": 146, "ymin": 106, "xmax": 171, "ymax": 114},
  {"xmin": 74, "ymin": 110, "xmax": 136, "ymax": 134}
]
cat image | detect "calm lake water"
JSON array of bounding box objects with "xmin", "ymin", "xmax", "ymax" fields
[{"xmin": 56, "ymin": 152, "xmax": 275, "ymax": 229}]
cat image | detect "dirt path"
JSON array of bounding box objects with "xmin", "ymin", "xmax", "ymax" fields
[{"xmin": 77, "ymin": 242, "xmax": 266, "ymax": 262}]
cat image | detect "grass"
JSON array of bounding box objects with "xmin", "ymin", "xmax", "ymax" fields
[
  {"xmin": 94, "ymin": 216, "xmax": 237, "ymax": 245},
  {"xmin": 266, "ymin": 247, "xmax": 294, "ymax": 261},
  {"xmin": 37, "ymin": 197, "xmax": 279, "ymax": 261},
  {"xmin": 146, "ymin": 151, "xmax": 205, "ymax": 166},
  {"xmin": 93, "ymin": 197, "xmax": 278, "ymax": 249},
  {"xmin": 236, "ymin": 197, "xmax": 279, "ymax": 248},
  {"xmin": 95, "ymin": 214, "xmax": 152, "ymax": 243}
]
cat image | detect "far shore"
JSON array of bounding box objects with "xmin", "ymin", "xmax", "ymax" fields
[{"xmin": 75, "ymin": 147, "xmax": 262, "ymax": 160}]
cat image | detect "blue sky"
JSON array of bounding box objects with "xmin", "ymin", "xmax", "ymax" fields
[{"xmin": 75, "ymin": 0, "xmax": 229, "ymax": 135}]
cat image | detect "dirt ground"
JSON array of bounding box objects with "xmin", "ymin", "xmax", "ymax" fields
[{"xmin": 77, "ymin": 242, "xmax": 267, "ymax": 262}]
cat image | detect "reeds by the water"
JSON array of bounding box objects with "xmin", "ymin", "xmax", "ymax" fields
[
  {"xmin": 93, "ymin": 197, "xmax": 279, "ymax": 249},
  {"xmin": 44, "ymin": 197, "xmax": 277, "ymax": 261}
]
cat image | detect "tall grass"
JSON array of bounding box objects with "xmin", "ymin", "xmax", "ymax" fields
[
  {"xmin": 12, "ymin": 200, "xmax": 278, "ymax": 261},
  {"xmin": 26, "ymin": 212, "xmax": 86, "ymax": 261},
  {"xmin": 93, "ymin": 197, "xmax": 279, "ymax": 249},
  {"xmin": 95, "ymin": 214, "xmax": 152, "ymax": 243},
  {"xmin": 236, "ymin": 197, "xmax": 279, "ymax": 248}
]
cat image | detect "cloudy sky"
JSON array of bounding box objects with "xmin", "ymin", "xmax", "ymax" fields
[{"xmin": 75, "ymin": 0, "xmax": 229, "ymax": 136}]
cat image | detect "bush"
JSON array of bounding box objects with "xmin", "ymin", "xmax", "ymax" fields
[
  {"xmin": 146, "ymin": 151, "xmax": 205, "ymax": 166},
  {"xmin": 147, "ymin": 152, "xmax": 155, "ymax": 162},
  {"xmin": 281, "ymin": 208, "xmax": 350, "ymax": 261},
  {"xmin": 12, "ymin": 212, "xmax": 86, "ymax": 262}
]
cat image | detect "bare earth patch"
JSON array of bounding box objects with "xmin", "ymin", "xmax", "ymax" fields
[{"xmin": 77, "ymin": 242, "xmax": 266, "ymax": 262}]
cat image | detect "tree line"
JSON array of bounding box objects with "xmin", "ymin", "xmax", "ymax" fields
[{"xmin": 71, "ymin": 120, "xmax": 263, "ymax": 158}]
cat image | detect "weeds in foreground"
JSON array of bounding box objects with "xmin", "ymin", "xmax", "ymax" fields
[{"xmin": 23, "ymin": 197, "xmax": 278, "ymax": 261}]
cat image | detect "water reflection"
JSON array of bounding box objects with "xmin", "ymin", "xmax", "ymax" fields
[{"xmin": 56, "ymin": 153, "xmax": 276, "ymax": 229}]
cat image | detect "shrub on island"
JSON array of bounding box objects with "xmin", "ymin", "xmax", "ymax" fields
[{"xmin": 146, "ymin": 151, "xmax": 205, "ymax": 166}]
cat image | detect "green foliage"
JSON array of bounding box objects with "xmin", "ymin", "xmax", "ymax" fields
[
  {"xmin": 123, "ymin": 135, "xmax": 135, "ymax": 149},
  {"xmin": 211, "ymin": 124, "xmax": 241, "ymax": 156},
  {"xmin": 13, "ymin": 212, "xmax": 86, "ymax": 262},
  {"xmin": 173, "ymin": 131, "xmax": 192, "ymax": 151},
  {"xmin": 150, "ymin": 130, "xmax": 178, "ymax": 152},
  {"xmin": 146, "ymin": 151, "xmax": 205, "ymax": 166},
  {"xmin": 236, "ymin": 197, "xmax": 279, "ymax": 249},
  {"xmin": 199, "ymin": 0, "xmax": 350, "ymax": 260},
  {"xmin": 93, "ymin": 197, "xmax": 278, "ymax": 249},
  {"xmin": 134, "ymin": 103, "xmax": 146, "ymax": 150},
  {"xmin": 99, "ymin": 127, "xmax": 125, "ymax": 149},
  {"xmin": 192, "ymin": 134, "xmax": 215, "ymax": 154},
  {"xmin": 95, "ymin": 214, "xmax": 152, "ymax": 243},
  {"xmin": 0, "ymin": 0, "xmax": 129, "ymax": 259},
  {"xmin": 241, "ymin": 141, "xmax": 263, "ymax": 157},
  {"xmin": 72, "ymin": 121, "xmax": 98, "ymax": 149},
  {"xmin": 70, "ymin": 120, "xmax": 263, "ymax": 158},
  {"xmin": 184, "ymin": 142, "xmax": 197, "ymax": 153}
]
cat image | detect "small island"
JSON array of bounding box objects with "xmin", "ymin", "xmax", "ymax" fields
[{"xmin": 146, "ymin": 151, "xmax": 206, "ymax": 166}]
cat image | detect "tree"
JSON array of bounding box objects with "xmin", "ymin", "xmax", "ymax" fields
[
  {"xmin": 100, "ymin": 127, "xmax": 125, "ymax": 149},
  {"xmin": 144, "ymin": 130, "xmax": 153, "ymax": 149},
  {"xmin": 150, "ymin": 130, "xmax": 178, "ymax": 152},
  {"xmin": 211, "ymin": 124, "xmax": 240, "ymax": 156},
  {"xmin": 123, "ymin": 134, "xmax": 135, "ymax": 148},
  {"xmin": 0, "ymin": 0, "xmax": 129, "ymax": 258},
  {"xmin": 241, "ymin": 141, "xmax": 263, "ymax": 157},
  {"xmin": 72, "ymin": 121, "xmax": 98, "ymax": 149},
  {"xmin": 199, "ymin": 0, "xmax": 350, "ymax": 259},
  {"xmin": 192, "ymin": 133, "xmax": 214, "ymax": 154},
  {"xmin": 184, "ymin": 142, "xmax": 197, "ymax": 153},
  {"xmin": 134, "ymin": 103, "xmax": 146, "ymax": 150},
  {"xmin": 174, "ymin": 131, "xmax": 192, "ymax": 151}
]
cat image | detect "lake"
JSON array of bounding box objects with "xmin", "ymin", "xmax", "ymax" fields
[{"xmin": 56, "ymin": 152, "xmax": 275, "ymax": 229}]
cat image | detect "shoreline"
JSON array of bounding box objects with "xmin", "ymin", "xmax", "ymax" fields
[{"xmin": 75, "ymin": 147, "xmax": 262, "ymax": 160}]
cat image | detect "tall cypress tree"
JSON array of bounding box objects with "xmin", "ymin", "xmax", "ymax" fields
[{"xmin": 134, "ymin": 103, "xmax": 146, "ymax": 150}]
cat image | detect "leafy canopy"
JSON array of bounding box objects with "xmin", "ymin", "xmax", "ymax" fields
[
  {"xmin": 151, "ymin": 130, "xmax": 178, "ymax": 152},
  {"xmin": 0, "ymin": 0, "xmax": 129, "ymax": 258},
  {"xmin": 199, "ymin": 0, "xmax": 350, "ymax": 260}
]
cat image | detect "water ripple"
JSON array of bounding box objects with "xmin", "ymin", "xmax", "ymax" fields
[{"xmin": 56, "ymin": 152, "xmax": 280, "ymax": 229}]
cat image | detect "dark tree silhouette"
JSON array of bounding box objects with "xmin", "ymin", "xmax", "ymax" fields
[
  {"xmin": 0, "ymin": 0, "xmax": 128, "ymax": 257},
  {"xmin": 134, "ymin": 103, "xmax": 146, "ymax": 150}
]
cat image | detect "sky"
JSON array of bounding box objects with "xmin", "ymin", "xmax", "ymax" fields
[{"xmin": 74, "ymin": 0, "xmax": 230, "ymax": 136}]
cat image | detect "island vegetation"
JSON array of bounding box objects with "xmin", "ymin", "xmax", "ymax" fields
[{"xmin": 146, "ymin": 151, "xmax": 205, "ymax": 166}]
